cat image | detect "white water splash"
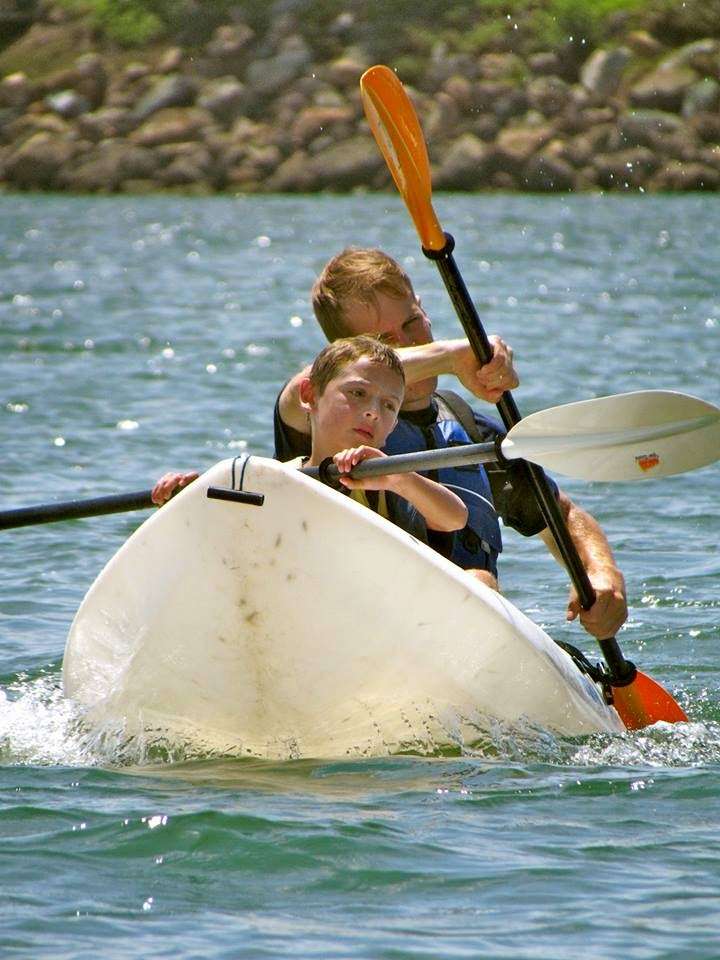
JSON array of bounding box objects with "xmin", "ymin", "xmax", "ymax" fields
[
  {"xmin": 3, "ymin": 673, "xmax": 719, "ymax": 770},
  {"xmin": 0, "ymin": 673, "xmax": 98, "ymax": 766},
  {"xmin": 570, "ymin": 720, "xmax": 720, "ymax": 768}
]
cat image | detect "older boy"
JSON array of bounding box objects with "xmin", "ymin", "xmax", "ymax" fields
[{"xmin": 274, "ymin": 247, "xmax": 627, "ymax": 641}]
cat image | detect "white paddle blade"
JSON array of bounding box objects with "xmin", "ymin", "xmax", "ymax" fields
[{"xmin": 501, "ymin": 390, "xmax": 720, "ymax": 481}]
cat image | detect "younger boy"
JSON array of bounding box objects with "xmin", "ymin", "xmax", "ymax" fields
[
  {"xmin": 294, "ymin": 335, "xmax": 467, "ymax": 542},
  {"xmin": 152, "ymin": 337, "xmax": 467, "ymax": 543}
]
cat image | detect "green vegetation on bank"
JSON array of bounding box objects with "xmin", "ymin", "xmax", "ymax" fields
[
  {"xmin": 48, "ymin": 0, "xmax": 720, "ymax": 54},
  {"xmin": 3, "ymin": 0, "xmax": 719, "ymax": 83}
]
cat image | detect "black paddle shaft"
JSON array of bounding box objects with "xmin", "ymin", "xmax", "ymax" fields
[
  {"xmin": 423, "ymin": 233, "xmax": 635, "ymax": 684},
  {"xmin": 0, "ymin": 490, "xmax": 154, "ymax": 530}
]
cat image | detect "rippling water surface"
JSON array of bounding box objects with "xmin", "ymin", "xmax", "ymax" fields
[{"xmin": 1, "ymin": 193, "xmax": 719, "ymax": 958}]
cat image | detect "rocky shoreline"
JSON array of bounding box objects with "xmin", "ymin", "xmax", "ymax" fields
[{"xmin": 1, "ymin": 6, "xmax": 719, "ymax": 194}]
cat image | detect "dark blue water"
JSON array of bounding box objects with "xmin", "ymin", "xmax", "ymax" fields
[{"xmin": 1, "ymin": 193, "xmax": 719, "ymax": 958}]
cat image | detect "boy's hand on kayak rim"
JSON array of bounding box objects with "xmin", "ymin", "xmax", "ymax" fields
[{"xmin": 151, "ymin": 471, "xmax": 199, "ymax": 506}]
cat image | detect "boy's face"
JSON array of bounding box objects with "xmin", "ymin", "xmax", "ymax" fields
[
  {"xmin": 340, "ymin": 290, "xmax": 435, "ymax": 408},
  {"xmin": 304, "ymin": 358, "xmax": 404, "ymax": 457}
]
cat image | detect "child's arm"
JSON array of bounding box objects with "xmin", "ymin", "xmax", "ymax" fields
[{"xmin": 334, "ymin": 447, "xmax": 468, "ymax": 533}]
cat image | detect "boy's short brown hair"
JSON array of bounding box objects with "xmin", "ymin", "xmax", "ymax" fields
[
  {"xmin": 312, "ymin": 247, "xmax": 415, "ymax": 342},
  {"xmin": 309, "ymin": 335, "xmax": 405, "ymax": 397}
]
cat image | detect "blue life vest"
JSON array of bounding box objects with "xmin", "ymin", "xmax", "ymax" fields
[{"xmin": 384, "ymin": 396, "xmax": 503, "ymax": 574}]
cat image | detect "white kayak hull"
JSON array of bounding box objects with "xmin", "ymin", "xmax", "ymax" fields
[{"xmin": 63, "ymin": 456, "xmax": 623, "ymax": 759}]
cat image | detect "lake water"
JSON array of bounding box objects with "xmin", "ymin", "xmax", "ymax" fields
[{"xmin": 1, "ymin": 192, "xmax": 719, "ymax": 958}]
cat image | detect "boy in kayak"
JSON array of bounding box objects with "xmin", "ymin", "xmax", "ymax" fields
[
  {"xmin": 273, "ymin": 247, "xmax": 628, "ymax": 641},
  {"xmin": 152, "ymin": 335, "xmax": 467, "ymax": 547},
  {"xmin": 291, "ymin": 334, "xmax": 468, "ymax": 542}
]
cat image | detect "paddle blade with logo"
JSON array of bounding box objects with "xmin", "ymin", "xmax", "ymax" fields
[{"xmin": 501, "ymin": 391, "xmax": 720, "ymax": 481}]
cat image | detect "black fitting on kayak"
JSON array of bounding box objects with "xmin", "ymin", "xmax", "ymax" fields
[
  {"xmin": 556, "ymin": 641, "xmax": 616, "ymax": 706},
  {"xmin": 421, "ymin": 232, "xmax": 455, "ymax": 260},
  {"xmin": 317, "ymin": 457, "xmax": 343, "ymax": 488},
  {"xmin": 206, "ymin": 486, "xmax": 265, "ymax": 507},
  {"xmin": 598, "ymin": 637, "xmax": 637, "ymax": 688}
]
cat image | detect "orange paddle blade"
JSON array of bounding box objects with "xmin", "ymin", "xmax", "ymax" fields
[
  {"xmin": 612, "ymin": 671, "xmax": 688, "ymax": 730},
  {"xmin": 360, "ymin": 65, "xmax": 446, "ymax": 251}
]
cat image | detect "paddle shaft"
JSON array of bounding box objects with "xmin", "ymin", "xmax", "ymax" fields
[
  {"xmin": 303, "ymin": 441, "xmax": 498, "ymax": 482},
  {"xmin": 1, "ymin": 445, "xmax": 502, "ymax": 531},
  {"xmin": 424, "ymin": 235, "xmax": 634, "ymax": 677},
  {"xmin": 0, "ymin": 490, "xmax": 154, "ymax": 530}
]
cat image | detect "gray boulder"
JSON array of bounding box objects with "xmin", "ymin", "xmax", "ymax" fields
[
  {"xmin": 0, "ymin": 72, "xmax": 35, "ymax": 110},
  {"xmin": 264, "ymin": 150, "xmax": 319, "ymax": 191},
  {"xmin": 617, "ymin": 110, "xmax": 686, "ymax": 148},
  {"xmin": 155, "ymin": 143, "xmax": 214, "ymax": 186},
  {"xmin": 133, "ymin": 75, "xmax": 198, "ymax": 123},
  {"xmin": 690, "ymin": 113, "xmax": 720, "ymax": 144},
  {"xmin": 130, "ymin": 108, "xmax": 214, "ymax": 148},
  {"xmin": 592, "ymin": 148, "xmax": 659, "ymax": 189},
  {"xmin": 45, "ymin": 90, "xmax": 90, "ymax": 119},
  {"xmin": 528, "ymin": 52, "xmax": 562, "ymax": 76},
  {"xmin": 77, "ymin": 107, "xmax": 136, "ymax": 142},
  {"xmin": 245, "ymin": 36, "xmax": 313, "ymax": 99},
  {"xmin": 476, "ymin": 53, "xmax": 524, "ymax": 81},
  {"xmin": 495, "ymin": 124, "xmax": 554, "ymax": 171},
  {"xmin": 629, "ymin": 65, "xmax": 697, "ymax": 112},
  {"xmin": 434, "ymin": 134, "xmax": 493, "ymax": 189},
  {"xmin": 308, "ymin": 134, "xmax": 384, "ymax": 190},
  {"xmin": 198, "ymin": 77, "xmax": 249, "ymax": 126},
  {"xmin": 526, "ymin": 76, "xmax": 571, "ymax": 116},
  {"xmin": 523, "ymin": 153, "xmax": 575, "ymax": 191},
  {"xmin": 660, "ymin": 39, "xmax": 720, "ymax": 71},
  {"xmin": 3, "ymin": 132, "xmax": 79, "ymax": 189},
  {"xmin": 580, "ymin": 48, "xmax": 631, "ymax": 98},
  {"xmin": 649, "ymin": 160, "xmax": 720, "ymax": 191},
  {"xmin": 291, "ymin": 105, "xmax": 355, "ymax": 149},
  {"xmin": 325, "ymin": 55, "xmax": 368, "ymax": 91},
  {"xmin": 60, "ymin": 141, "xmax": 158, "ymax": 191},
  {"xmin": 682, "ymin": 79, "xmax": 720, "ymax": 118}
]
